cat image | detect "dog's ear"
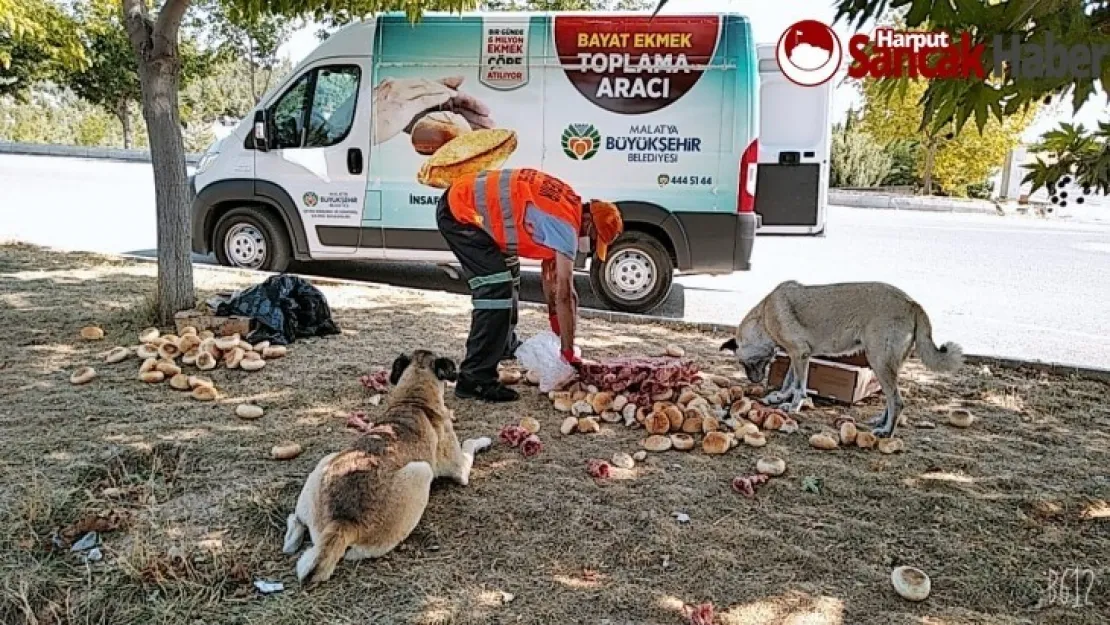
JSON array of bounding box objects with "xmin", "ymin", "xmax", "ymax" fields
[
  {"xmin": 389, "ymin": 352, "xmax": 412, "ymax": 385},
  {"xmin": 432, "ymin": 357, "xmax": 458, "ymax": 382},
  {"xmin": 719, "ymin": 338, "xmax": 738, "ymax": 353}
]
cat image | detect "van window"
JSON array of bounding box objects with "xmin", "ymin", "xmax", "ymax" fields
[
  {"xmin": 306, "ymin": 67, "xmax": 360, "ymax": 147},
  {"xmin": 267, "ymin": 65, "xmax": 361, "ymax": 150},
  {"xmin": 272, "ymin": 74, "xmax": 311, "ymax": 149}
]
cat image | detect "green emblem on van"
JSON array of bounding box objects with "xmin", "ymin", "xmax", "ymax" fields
[
  {"xmin": 562, "ymin": 124, "xmax": 601, "ymax": 161},
  {"xmin": 303, "ymin": 192, "xmax": 319, "ymax": 207}
]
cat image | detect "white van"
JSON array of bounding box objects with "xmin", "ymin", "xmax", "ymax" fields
[{"xmin": 190, "ymin": 11, "xmax": 762, "ymax": 314}]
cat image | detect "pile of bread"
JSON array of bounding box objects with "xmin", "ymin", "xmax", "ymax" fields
[
  {"xmin": 71, "ymin": 324, "xmax": 287, "ymax": 401},
  {"xmin": 541, "ymin": 372, "xmax": 801, "ymax": 455},
  {"xmin": 524, "ymin": 367, "xmax": 908, "ymax": 456}
]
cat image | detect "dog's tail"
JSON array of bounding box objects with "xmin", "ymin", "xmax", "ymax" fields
[
  {"xmin": 296, "ymin": 520, "xmax": 354, "ymax": 587},
  {"xmin": 912, "ymin": 303, "xmax": 964, "ymax": 372}
]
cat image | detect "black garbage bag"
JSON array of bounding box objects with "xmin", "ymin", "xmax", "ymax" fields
[{"xmin": 215, "ymin": 275, "xmax": 341, "ymax": 345}]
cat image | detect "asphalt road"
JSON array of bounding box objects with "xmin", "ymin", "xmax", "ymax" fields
[{"xmin": 3, "ymin": 153, "xmax": 1109, "ymax": 369}]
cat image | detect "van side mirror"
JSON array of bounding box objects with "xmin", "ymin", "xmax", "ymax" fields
[{"xmin": 252, "ymin": 110, "xmax": 269, "ymax": 152}]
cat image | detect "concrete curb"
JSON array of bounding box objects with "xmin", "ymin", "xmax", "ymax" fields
[
  {"xmin": 108, "ymin": 251, "xmax": 1110, "ymax": 384},
  {"xmin": 0, "ymin": 141, "xmax": 203, "ymax": 165},
  {"xmin": 829, "ymin": 189, "xmax": 1002, "ymax": 215},
  {"xmin": 0, "ymin": 145, "xmax": 1020, "ymax": 217}
]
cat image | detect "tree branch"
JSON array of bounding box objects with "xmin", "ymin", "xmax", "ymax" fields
[
  {"xmin": 121, "ymin": 0, "xmax": 153, "ymax": 56},
  {"xmin": 152, "ymin": 0, "xmax": 192, "ymax": 58}
]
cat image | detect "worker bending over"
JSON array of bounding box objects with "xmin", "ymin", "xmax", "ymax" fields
[{"xmin": 436, "ymin": 167, "xmax": 623, "ymax": 402}]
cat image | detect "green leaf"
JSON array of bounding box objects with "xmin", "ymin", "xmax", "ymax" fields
[
  {"xmin": 1071, "ymin": 79, "xmax": 1096, "ymax": 115},
  {"xmin": 1102, "ymin": 59, "xmax": 1110, "ymax": 106},
  {"xmin": 972, "ymin": 94, "xmax": 989, "ymax": 134},
  {"xmin": 951, "ymin": 0, "xmax": 984, "ymax": 22},
  {"xmin": 929, "ymin": 97, "xmax": 957, "ymax": 136},
  {"xmin": 802, "ymin": 476, "xmax": 822, "ymax": 494},
  {"xmin": 1002, "ymin": 0, "xmax": 1041, "ymax": 29},
  {"xmin": 955, "ymin": 100, "xmax": 973, "ymax": 134},
  {"xmin": 904, "ymin": 0, "xmax": 934, "ymax": 26}
]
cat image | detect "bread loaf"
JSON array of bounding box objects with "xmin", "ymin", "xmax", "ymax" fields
[
  {"xmin": 417, "ymin": 129, "xmax": 518, "ymax": 189},
  {"xmin": 411, "ymin": 111, "xmax": 471, "ymax": 156}
]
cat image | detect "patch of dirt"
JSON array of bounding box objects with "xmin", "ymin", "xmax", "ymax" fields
[{"xmin": 1, "ymin": 243, "xmax": 1108, "ymax": 625}]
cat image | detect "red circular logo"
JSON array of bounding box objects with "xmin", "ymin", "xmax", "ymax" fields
[{"xmin": 775, "ymin": 20, "xmax": 842, "ymax": 87}]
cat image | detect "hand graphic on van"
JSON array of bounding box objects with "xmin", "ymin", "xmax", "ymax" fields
[{"xmin": 371, "ymin": 76, "xmax": 495, "ymax": 146}]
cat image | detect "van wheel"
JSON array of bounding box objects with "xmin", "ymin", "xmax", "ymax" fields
[
  {"xmin": 589, "ymin": 231, "xmax": 673, "ymax": 314},
  {"xmin": 213, "ymin": 208, "xmax": 292, "ymax": 272}
]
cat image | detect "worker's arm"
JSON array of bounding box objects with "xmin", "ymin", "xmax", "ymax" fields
[
  {"xmin": 552, "ymin": 254, "xmax": 578, "ymax": 362},
  {"xmin": 541, "ymin": 258, "xmax": 560, "ymax": 334}
]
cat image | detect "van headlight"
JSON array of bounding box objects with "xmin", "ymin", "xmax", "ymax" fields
[{"xmin": 196, "ymin": 152, "xmax": 218, "ymax": 175}]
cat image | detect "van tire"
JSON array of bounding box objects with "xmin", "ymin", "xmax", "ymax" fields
[
  {"xmin": 589, "ymin": 231, "xmax": 673, "ymax": 314},
  {"xmin": 213, "ymin": 208, "xmax": 292, "ymax": 273}
]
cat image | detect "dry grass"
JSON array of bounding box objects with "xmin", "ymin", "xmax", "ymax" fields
[{"xmin": 1, "ymin": 242, "xmax": 1108, "ymax": 625}]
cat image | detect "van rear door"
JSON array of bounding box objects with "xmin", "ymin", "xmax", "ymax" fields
[{"xmin": 753, "ymin": 43, "xmax": 832, "ymax": 235}]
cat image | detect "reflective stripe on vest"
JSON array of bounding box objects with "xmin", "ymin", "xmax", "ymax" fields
[{"xmin": 474, "ymin": 170, "xmax": 518, "ymax": 255}]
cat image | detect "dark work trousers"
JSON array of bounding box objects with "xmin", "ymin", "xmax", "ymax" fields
[{"xmin": 436, "ymin": 192, "xmax": 520, "ymax": 386}]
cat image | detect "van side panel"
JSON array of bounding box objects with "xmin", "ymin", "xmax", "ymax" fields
[
  {"xmin": 544, "ymin": 15, "xmax": 757, "ymax": 275},
  {"xmin": 366, "ymin": 14, "xmax": 548, "ymax": 255},
  {"xmin": 541, "ymin": 16, "xmax": 732, "ymax": 210},
  {"xmin": 353, "ymin": 12, "xmax": 756, "ymax": 273}
]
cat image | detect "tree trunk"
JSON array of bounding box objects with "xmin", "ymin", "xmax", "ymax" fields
[
  {"xmin": 124, "ymin": 0, "xmax": 196, "ymax": 326},
  {"xmin": 117, "ymin": 100, "xmax": 132, "ymax": 149},
  {"xmin": 923, "ymin": 142, "xmax": 936, "ymax": 195},
  {"xmin": 248, "ymin": 36, "xmax": 258, "ymax": 103},
  {"xmin": 136, "ymin": 57, "xmax": 195, "ymax": 325}
]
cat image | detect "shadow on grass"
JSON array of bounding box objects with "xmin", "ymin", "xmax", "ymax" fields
[{"xmin": 2, "ymin": 243, "xmax": 1109, "ymax": 625}]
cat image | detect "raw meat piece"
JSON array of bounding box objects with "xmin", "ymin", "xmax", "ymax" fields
[
  {"xmin": 683, "ymin": 602, "xmax": 715, "ymax": 625},
  {"xmin": 586, "ymin": 459, "xmax": 611, "ymax": 479},
  {"xmin": 498, "ymin": 424, "xmax": 530, "ymax": 448},
  {"xmin": 346, "ymin": 411, "xmax": 374, "ymax": 433},
  {"xmin": 359, "ymin": 370, "xmax": 390, "ymax": 393},
  {"xmin": 576, "ymin": 356, "xmax": 700, "ymax": 408},
  {"xmin": 519, "ymin": 434, "xmax": 543, "ymax": 458},
  {"xmin": 731, "ymin": 473, "xmax": 770, "ymax": 498}
]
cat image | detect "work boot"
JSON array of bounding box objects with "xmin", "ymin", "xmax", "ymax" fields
[{"xmin": 455, "ymin": 378, "xmax": 520, "ymax": 402}]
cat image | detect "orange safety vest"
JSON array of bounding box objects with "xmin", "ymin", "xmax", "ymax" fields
[{"xmin": 447, "ymin": 168, "xmax": 583, "ymax": 260}]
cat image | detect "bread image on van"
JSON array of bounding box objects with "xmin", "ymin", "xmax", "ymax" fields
[
  {"xmin": 409, "ymin": 111, "xmax": 473, "ymax": 156},
  {"xmin": 417, "ymin": 128, "xmax": 519, "ymax": 189}
]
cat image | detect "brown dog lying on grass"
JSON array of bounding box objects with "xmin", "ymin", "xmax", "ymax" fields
[{"xmin": 283, "ymin": 349, "xmax": 492, "ymax": 586}]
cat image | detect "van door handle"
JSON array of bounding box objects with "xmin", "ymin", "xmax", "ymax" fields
[{"xmin": 347, "ymin": 148, "xmax": 363, "ymax": 174}]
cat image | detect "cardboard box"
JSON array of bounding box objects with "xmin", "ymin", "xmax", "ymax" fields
[
  {"xmin": 767, "ymin": 354, "xmax": 881, "ymax": 405},
  {"xmin": 174, "ymin": 310, "xmax": 251, "ymax": 337},
  {"xmin": 823, "ymin": 352, "xmax": 870, "ymax": 368}
]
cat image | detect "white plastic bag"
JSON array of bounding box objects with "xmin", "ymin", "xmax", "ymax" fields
[{"xmin": 516, "ymin": 331, "xmax": 578, "ymax": 392}]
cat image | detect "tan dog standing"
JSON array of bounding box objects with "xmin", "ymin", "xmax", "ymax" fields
[
  {"xmin": 283, "ymin": 349, "xmax": 492, "ymax": 586},
  {"xmin": 721, "ymin": 280, "xmax": 964, "ymax": 438}
]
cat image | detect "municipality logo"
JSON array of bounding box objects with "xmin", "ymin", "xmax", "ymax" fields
[
  {"xmin": 562, "ymin": 124, "xmax": 601, "ymax": 161},
  {"xmin": 303, "ymin": 192, "xmax": 318, "ymax": 207}
]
